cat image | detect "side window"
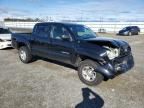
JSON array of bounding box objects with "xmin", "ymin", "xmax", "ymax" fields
[
  {"xmin": 131, "ymin": 27, "xmax": 135, "ymax": 31},
  {"xmin": 52, "ymin": 25, "xmax": 72, "ymax": 41},
  {"xmin": 34, "ymin": 25, "xmax": 50, "ymax": 38},
  {"xmin": 127, "ymin": 27, "xmax": 130, "ymax": 30}
]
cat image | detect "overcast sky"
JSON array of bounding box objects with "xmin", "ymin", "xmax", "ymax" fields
[{"xmin": 0, "ymin": 0, "xmax": 144, "ymax": 21}]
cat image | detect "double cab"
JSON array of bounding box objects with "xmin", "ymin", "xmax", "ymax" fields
[{"xmin": 12, "ymin": 22, "xmax": 134, "ymax": 86}]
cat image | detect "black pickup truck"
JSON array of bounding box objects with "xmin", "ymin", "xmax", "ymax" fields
[{"xmin": 12, "ymin": 22, "xmax": 134, "ymax": 86}]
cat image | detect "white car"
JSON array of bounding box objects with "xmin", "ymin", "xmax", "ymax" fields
[{"xmin": 0, "ymin": 28, "xmax": 12, "ymax": 49}]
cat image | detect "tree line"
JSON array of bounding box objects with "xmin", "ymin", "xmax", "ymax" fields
[{"xmin": 4, "ymin": 18, "xmax": 42, "ymax": 22}]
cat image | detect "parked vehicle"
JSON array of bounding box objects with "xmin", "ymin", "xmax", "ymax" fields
[
  {"xmin": 12, "ymin": 22, "xmax": 134, "ymax": 86},
  {"xmin": 98, "ymin": 28, "xmax": 106, "ymax": 33},
  {"xmin": 118, "ymin": 26, "xmax": 140, "ymax": 36},
  {"xmin": 0, "ymin": 28, "xmax": 12, "ymax": 49}
]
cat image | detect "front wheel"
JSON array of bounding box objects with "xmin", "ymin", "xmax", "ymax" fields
[
  {"xmin": 19, "ymin": 46, "xmax": 32, "ymax": 63},
  {"xmin": 78, "ymin": 60, "xmax": 104, "ymax": 86},
  {"xmin": 128, "ymin": 32, "xmax": 132, "ymax": 36}
]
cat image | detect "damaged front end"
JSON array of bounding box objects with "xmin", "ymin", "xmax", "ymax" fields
[
  {"xmin": 85, "ymin": 37, "xmax": 134, "ymax": 79},
  {"xmin": 101, "ymin": 46, "xmax": 120, "ymax": 60}
]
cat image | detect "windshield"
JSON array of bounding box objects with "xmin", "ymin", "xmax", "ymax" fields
[
  {"xmin": 68, "ymin": 25, "xmax": 97, "ymax": 39},
  {"xmin": 0, "ymin": 28, "xmax": 10, "ymax": 34},
  {"xmin": 122, "ymin": 27, "xmax": 127, "ymax": 30},
  {"xmin": 122, "ymin": 27, "xmax": 130, "ymax": 30}
]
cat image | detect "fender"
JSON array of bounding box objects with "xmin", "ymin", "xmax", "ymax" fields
[
  {"xmin": 13, "ymin": 36, "xmax": 31, "ymax": 51},
  {"xmin": 76, "ymin": 41, "xmax": 107, "ymax": 63}
]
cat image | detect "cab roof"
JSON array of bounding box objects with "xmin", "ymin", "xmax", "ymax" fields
[{"xmin": 36, "ymin": 22, "xmax": 83, "ymax": 27}]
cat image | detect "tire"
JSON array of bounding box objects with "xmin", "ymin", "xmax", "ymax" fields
[
  {"xmin": 128, "ymin": 32, "xmax": 132, "ymax": 36},
  {"xmin": 78, "ymin": 59, "xmax": 104, "ymax": 86},
  {"xmin": 18, "ymin": 46, "xmax": 32, "ymax": 63}
]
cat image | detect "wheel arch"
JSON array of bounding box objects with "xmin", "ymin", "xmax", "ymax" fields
[
  {"xmin": 16, "ymin": 41, "xmax": 31, "ymax": 51},
  {"xmin": 75, "ymin": 54, "xmax": 102, "ymax": 67},
  {"xmin": 76, "ymin": 54, "xmax": 111, "ymax": 81}
]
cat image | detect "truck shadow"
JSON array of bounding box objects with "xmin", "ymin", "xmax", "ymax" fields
[{"xmin": 75, "ymin": 87, "xmax": 104, "ymax": 108}]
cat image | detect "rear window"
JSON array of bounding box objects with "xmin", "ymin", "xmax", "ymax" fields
[
  {"xmin": 34, "ymin": 25, "xmax": 51, "ymax": 38},
  {"xmin": 133, "ymin": 26, "xmax": 139, "ymax": 29}
]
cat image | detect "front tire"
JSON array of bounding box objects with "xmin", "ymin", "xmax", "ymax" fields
[
  {"xmin": 19, "ymin": 46, "xmax": 32, "ymax": 63},
  {"xmin": 78, "ymin": 60, "xmax": 104, "ymax": 86},
  {"xmin": 128, "ymin": 32, "xmax": 132, "ymax": 36}
]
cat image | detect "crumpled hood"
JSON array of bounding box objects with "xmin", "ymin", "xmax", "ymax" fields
[
  {"xmin": 0, "ymin": 34, "xmax": 11, "ymax": 40},
  {"xmin": 83, "ymin": 37, "xmax": 129, "ymax": 48}
]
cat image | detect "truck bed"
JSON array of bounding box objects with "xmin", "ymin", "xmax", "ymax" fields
[
  {"xmin": 12, "ymin": 33, "xmax": 32, "ymax": 36},
  {"xmin": 11, "ymin": 33, "xmax": 32, "ymax": 49},
  {"xmin": 12, "ymin": 33, "xmax": 32, "ymax": 39}
]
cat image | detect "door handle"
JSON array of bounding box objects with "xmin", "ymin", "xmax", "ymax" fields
[{"xmin": 61, "ymin": 51, "xmax": 70, "ymax": 55}]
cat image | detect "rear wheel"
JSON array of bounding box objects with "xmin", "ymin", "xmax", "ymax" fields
[
  {"xmin": 78, "ymin": 59, "xmax": 104, "ymax": 86},
  {"xmin": 19, "ymin": 46, "xmax": 32, "ymax": 63}
]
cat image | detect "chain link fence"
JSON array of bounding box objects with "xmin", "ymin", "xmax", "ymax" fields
[{"xmin": 4, "ymin": 21, "xmax": 144, "ymax": 34}]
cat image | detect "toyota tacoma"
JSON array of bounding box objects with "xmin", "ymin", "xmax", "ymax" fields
[{"xmin": 12, "ymin": 22, "xmax": 134, "ymax": 86}]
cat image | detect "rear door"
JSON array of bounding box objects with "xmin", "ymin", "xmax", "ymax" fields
[
  {"xmin": 48, "ymin": 24, "xmax": 75, "ymax": 64},
  {"xmin": 130, "ymin": 27, "xmax": 135, "ymax": 34},
  {"xmin": 31, "ymin": 24, "xmax": 51, "ymax": 57}
]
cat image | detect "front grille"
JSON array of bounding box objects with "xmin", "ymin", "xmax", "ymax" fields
[
  {"xmin": 111, "ymin": 46, "xmax": 131, "ymax": 67},
  {"xmin": 112, "ymin": 54, "xmax": 134, "ymax": 72},
  {"xmin": 8, "ymin": 44, "xmax": 11, "ymax": 46},
  {"xmin": 120, "ymin": 46, "xmax": 131, "ymax": 57}
]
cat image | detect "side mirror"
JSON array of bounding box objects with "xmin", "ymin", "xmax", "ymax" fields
[{"xmin": 61, "ymin": 35, "xmax": 71, "ymax": 41}]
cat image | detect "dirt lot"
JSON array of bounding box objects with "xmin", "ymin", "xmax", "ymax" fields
[{"xmin": 0, "ymin": 33, "xmax": 144, "ymax": 108}]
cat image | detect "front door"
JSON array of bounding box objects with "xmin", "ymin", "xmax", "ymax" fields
[{"xmin": 49, "ymin": 24, "xmax": 75, "ymax": 64}]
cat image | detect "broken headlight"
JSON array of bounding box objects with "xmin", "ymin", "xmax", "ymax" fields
[{"xmin": 106, "ymin": 48, "xmax": 120, "ymax": 60}]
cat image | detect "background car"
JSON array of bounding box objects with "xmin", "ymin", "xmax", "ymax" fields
[
  {"xmin": 0, "ymin": 28, "xmax": 12, "ymax": 49},
  {"xmin": 118, "ymin": 26, "xmax": 140, "ymax": 36},
  {"xmin": 98, "ymin": 28, "xmax": 106, "ymax": 33}
]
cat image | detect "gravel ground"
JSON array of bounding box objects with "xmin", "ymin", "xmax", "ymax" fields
[{"xmin": 0, "ymin": 33, "xmax": 144, "ymax": 108}]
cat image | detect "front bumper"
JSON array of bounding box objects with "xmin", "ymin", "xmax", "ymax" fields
[
  {"xmin": 96, "ymin": 54, "xmax": 134, "ymax": 79},
  {"xmin": 117, "ymin": 33, "xmax": 124, "ymax": 36},
  {"xmin": 0, "ymin": 41, "xmax": 12, "ymax": 49}
]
